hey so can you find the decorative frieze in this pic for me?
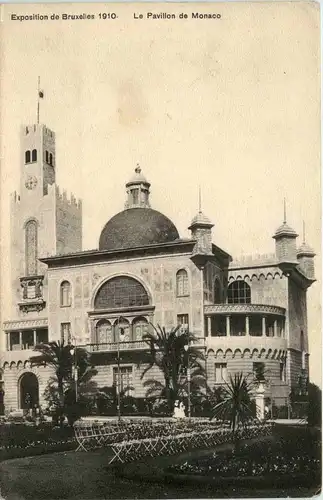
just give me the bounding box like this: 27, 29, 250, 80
3, 318, 48, 331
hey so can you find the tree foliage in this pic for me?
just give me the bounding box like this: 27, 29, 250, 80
211, 372, 255, 433
141, 324, 205, 412
29, 341, 98, 425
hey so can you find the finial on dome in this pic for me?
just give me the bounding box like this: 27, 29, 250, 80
198, 186, 202, 213
135, 163, 141, 174
283, 198, 287, 224
302, 220, 306, 244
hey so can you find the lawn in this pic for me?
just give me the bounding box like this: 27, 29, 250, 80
0, 428, 320, 500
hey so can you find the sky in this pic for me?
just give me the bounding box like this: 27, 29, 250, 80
0, 2, 321, 385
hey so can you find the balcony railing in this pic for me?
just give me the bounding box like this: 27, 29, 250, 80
84, 337, 206, 353
86, 340, 148, 352
204, 303, 286, 316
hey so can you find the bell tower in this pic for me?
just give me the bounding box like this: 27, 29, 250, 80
21, 124, 56, 197
9, 121, 82, 318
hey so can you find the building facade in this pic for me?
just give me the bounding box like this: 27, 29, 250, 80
1, 121, 316, 413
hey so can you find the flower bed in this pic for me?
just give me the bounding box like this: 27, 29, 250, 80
167, 425, 321, 486
0, 422, 76, 461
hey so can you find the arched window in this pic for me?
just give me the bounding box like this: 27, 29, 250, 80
60, 281, 71, 307
94, 276, 149, 310
25, 150, 31, 164
213, 279, 221, 303
45, 151, 49, 164
176, 269, 189, 297
96, 319, 113, 345
133, 317, 149, 341
114, 317, 130, 342
49, 153, 53, 166
227, 280, 251, 304
31, 149, 37, 162
25, 220, 38, 276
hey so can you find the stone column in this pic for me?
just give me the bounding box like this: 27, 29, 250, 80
262, 316, 266, 336
245, 316, 250, 336
6, 333, 9, 351
207, 316, 211, 337
226, 315, 231, 336
274, 320, 277, 337
33, 329, 37, 347
19, 331, 22, 349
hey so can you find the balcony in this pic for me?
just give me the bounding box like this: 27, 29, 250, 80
86, 340, 148, 353
204, 303, 286, 343
83, 337, 206, 354
204, 303, 286, 316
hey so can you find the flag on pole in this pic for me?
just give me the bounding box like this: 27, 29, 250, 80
39, 90, 44, 99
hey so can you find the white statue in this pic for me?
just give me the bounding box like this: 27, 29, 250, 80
173, 400, 186, 419
255, 382, 265, 420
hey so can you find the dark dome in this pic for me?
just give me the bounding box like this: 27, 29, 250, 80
99, 208, 180, 251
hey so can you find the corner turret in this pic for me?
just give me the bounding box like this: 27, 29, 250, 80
296, 223, 315, 280
273, 201, 298, 266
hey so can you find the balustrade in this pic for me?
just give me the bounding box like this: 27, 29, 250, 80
204, 303, 285, 339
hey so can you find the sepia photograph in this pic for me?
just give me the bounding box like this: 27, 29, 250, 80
0, 2, 321, 498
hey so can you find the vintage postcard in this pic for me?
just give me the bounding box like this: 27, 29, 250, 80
0, 2, 321, 498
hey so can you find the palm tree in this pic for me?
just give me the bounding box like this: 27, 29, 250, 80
141, 324, 205, 413
211, 372, 255, 433
30, 340, 97, 424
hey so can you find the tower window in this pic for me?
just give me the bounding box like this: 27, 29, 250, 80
253, 362, 265, 381
25, 220, 38, 276
60, 281, 71, 307
25, 150, 31, 164
177, 314, 189, 333
31, 149, 37, 162
300, 330, 304, 351
176, 269, 189, 297
215, 363, 228, 383
61, 323, 71, 343
227, 280, 251, 304
49, 153, 53, 166
132, 188, 139, 205
45, 151, 49, 164
214, 279, 221, 303
280, 361, 286, 382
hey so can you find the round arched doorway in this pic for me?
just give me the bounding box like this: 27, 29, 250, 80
19, 372, 39, 409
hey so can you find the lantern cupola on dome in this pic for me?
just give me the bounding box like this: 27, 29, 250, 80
98, 166, 180, 251
125, 164, 151, 209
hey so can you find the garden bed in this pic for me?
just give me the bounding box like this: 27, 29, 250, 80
166, 425, 321, 489
0, 422, 76, 461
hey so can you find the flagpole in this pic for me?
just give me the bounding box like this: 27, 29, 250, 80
37, 76, 40, 125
